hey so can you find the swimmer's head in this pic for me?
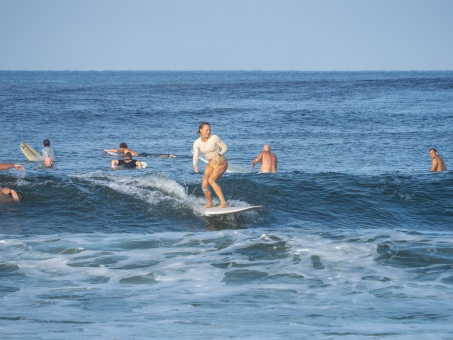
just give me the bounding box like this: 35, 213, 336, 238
43, 157, 53, 167
263, 144, 270, 151
120, 142, 128, 149
43, 139, 50, 147
124, 152, 132, 159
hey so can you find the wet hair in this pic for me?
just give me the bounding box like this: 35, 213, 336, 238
124, 152, 132, 159
197, 122, 210, 134
43, 139, 50, 147
429, 148, 437, 153
120, 142, 128, 149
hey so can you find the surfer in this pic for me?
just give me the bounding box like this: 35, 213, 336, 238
111, 152, 143, 170
106, 142, 176, 158
0, 162, 24, 202
193, 122, 229, 208
42, 139, 57, 161
251, 144, 278, 173
429, 148, 446, 172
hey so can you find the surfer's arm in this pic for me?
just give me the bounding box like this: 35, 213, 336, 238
216, 137, 228, 156
0, 163, 24, 171
111, 160, 119, 169
136, 161, 143, 169
193, 141, 200, 173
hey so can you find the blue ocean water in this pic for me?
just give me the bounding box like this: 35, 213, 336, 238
1, 71, 453, 338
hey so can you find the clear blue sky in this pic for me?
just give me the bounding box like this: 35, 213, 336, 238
1, 0, 452, 71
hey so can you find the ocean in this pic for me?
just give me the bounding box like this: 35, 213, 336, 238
1, 70, 453, 339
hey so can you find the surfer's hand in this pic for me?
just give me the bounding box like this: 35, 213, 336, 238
15, 164, 24, 171
194, 165, 199, 173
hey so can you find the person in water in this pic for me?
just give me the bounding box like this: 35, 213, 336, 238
106, 142, 176, 158
42, 139, 57, 161
111, 152, 143, 170
251, 144, 278, 173
43, 157, 53, 168
429, 148, 446, 172
0, 162, 24, 202
193, 122, 229, 208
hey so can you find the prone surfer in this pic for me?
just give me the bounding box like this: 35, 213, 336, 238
251, 144, 278, 173
106, 142, 176, 158
0, 162, 24, 202
111, 152, 143, 170
193, 122, 228, 208
429, 148, 446, 172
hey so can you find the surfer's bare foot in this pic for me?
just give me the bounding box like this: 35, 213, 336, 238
204, 203, 213, 208
217, 203, 227, 208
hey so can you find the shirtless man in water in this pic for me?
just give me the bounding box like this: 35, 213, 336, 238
429, 148, 446, 172
251, 144, 277, 173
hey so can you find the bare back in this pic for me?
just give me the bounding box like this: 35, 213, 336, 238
257, 151, 277, 173
431, 156, 446, 172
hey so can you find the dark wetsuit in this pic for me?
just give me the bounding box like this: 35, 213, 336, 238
117, 159, 138, 169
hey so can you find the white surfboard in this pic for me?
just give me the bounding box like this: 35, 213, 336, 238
194, 153, 251, 174
204, 205, 263, 216
21, 143, 44, 162
104, 150, 122, 157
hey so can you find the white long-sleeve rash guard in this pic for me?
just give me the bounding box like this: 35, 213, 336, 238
193, 135, 228, 166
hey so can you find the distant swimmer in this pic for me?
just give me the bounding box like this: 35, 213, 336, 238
0, 162, 24, 202
251, 144, 278, 173
193, 122, 228, 208
105, 142, 176, 158
42, 139, 57, 161
111, 152, 143, 170
429, 148, 446, 172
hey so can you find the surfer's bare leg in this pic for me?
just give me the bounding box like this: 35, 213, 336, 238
208, 160, 228, 208
202, 187, 213, 208
202, 167, 214, 208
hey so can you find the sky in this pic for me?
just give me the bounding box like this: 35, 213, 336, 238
1, 0, 453, 71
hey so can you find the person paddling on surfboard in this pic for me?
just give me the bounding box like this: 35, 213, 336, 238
0, 162, 24, 202
111, 152, 143, 170
105, 142, 176, 158
193, 122, 229, 208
